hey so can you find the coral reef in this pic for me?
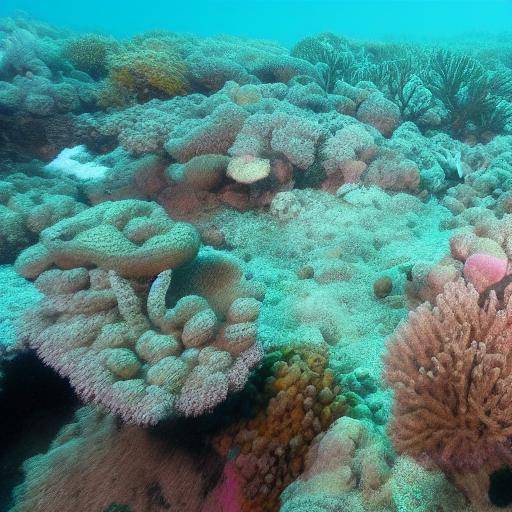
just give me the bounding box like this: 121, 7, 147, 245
213, 343, 347, 512
5, 13, 512, 512
385, 279, 512, 507
0, 169, 86, 262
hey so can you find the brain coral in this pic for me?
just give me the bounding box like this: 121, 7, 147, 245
16, 245, 264, 425
15, 199, 200, 279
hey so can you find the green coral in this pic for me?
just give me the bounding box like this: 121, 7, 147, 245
107, 38, 190, 103
63, 34, 115, 79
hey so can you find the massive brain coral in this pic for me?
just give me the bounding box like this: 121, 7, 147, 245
15, 201, 264, 425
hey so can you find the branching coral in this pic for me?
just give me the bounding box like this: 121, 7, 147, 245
385, 279, 512, 503
426, 50, 512, 140
291, 34, 357, 93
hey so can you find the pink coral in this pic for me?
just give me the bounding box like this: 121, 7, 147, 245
201, 461, 244, 512
463, 253, 508, 293
16, 238, 264, 425
385, 279, 512, 475
356, 91, 400, 136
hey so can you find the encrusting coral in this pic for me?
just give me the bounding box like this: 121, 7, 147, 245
385, 278, 512, 506
14, 201, 264, 425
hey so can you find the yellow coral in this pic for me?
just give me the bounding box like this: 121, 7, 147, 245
107, 41, 189, 102
215, 344, 347, 512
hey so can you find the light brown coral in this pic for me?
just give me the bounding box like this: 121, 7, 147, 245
15, 200, 200, 279
16, 246, 263, 425
385, 279, 512, 501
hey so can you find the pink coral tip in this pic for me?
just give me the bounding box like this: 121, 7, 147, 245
463, 253, 508, 294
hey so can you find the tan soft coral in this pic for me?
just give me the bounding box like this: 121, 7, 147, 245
15, 199, 200, 279
11, 406, 222, 512
16, 245, 264, 425
213, 343, 347, 512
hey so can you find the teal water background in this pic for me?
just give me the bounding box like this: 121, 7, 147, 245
1, 0, 512, 46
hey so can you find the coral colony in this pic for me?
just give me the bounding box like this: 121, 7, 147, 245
3, 13, 512, 512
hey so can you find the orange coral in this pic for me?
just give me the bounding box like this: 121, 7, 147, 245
215, 344, 346, 512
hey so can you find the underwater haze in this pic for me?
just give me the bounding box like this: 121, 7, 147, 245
3, 1, 512, 511
1, 0, 512, 44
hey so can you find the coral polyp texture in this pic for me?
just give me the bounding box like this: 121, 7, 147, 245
213, 343, 347, 512
14, 201, 264, 425
385, 279, 512, 506
15, 199, 200, 279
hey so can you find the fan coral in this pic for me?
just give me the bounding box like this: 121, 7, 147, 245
213, 343, 347, 512
291, 34, 356, 93
385, 279, 512, 501
15, 244, 264, 425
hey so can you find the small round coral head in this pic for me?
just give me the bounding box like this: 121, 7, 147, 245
227, 155, 271, 185
463, 253, 508, 294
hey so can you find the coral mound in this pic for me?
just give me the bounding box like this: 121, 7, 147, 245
15, 199, 201, 279
16, 247, 264, 425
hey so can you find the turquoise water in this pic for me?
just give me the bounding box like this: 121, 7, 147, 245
1, 0, 512, 44
2, 2, 512, 511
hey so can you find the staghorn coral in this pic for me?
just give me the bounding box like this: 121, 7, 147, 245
385, 278, 512, 505
15, 236, 263, 425
213, 343, 347, 512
